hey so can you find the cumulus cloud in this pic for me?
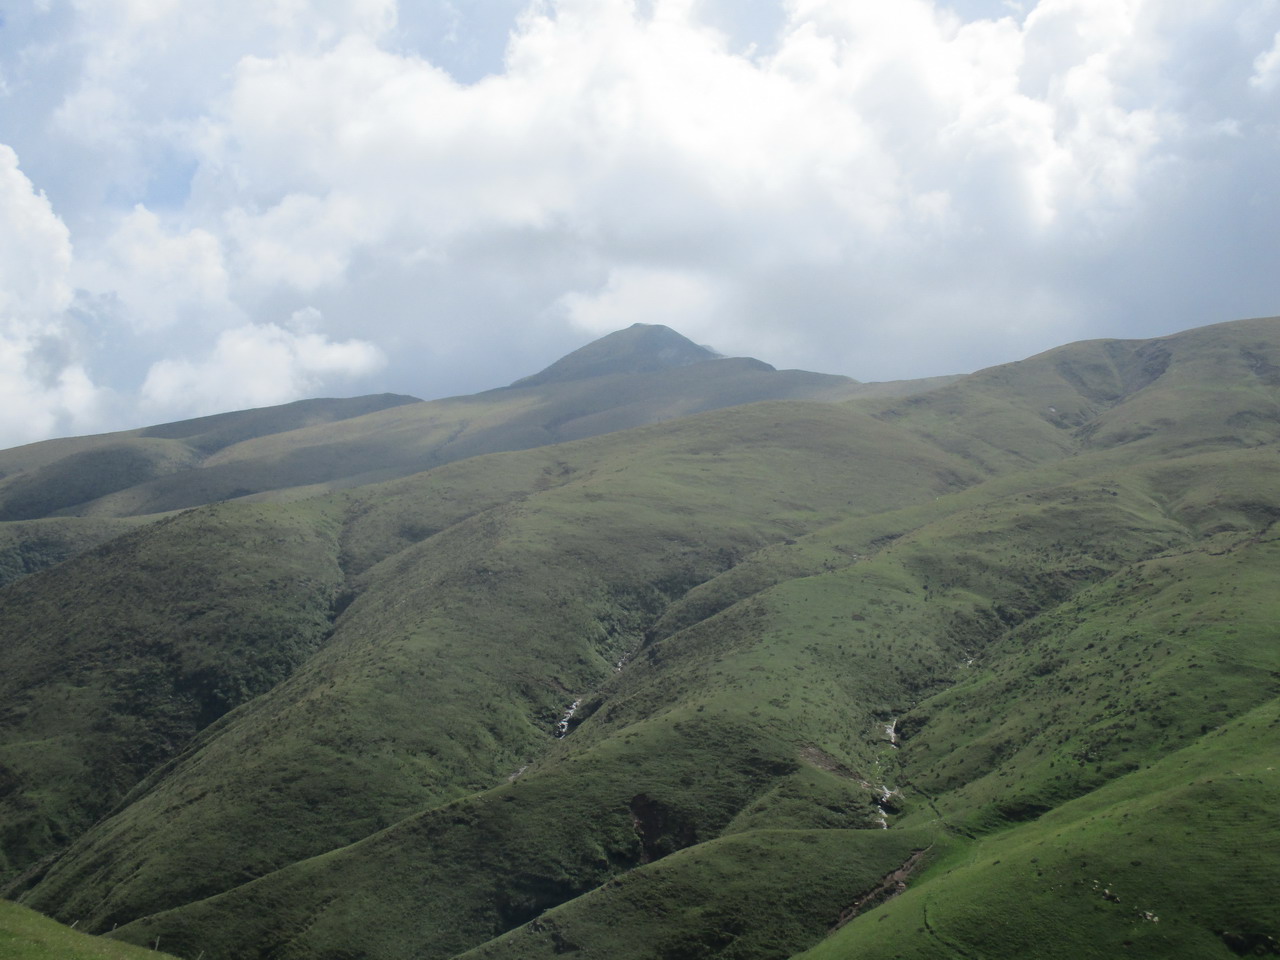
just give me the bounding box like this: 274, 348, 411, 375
1252, 30, 1280, 91
181, 0, 1278, 377
141, 315, 385, 416
0, 147, 73, 321
556, 267, 728, 337
0, 144, 105, 447
75, 205, 237, 332
1, 0, 1278, 442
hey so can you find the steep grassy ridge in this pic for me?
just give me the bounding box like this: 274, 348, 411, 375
454, 828, 936, 960
872, 316, 1280, 469
0, 501, 347, 879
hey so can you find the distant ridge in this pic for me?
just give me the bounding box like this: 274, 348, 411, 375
0, 325, 929, 539
510, 323, 724, 388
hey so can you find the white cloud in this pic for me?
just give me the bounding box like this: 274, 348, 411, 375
0, 145, 73, 320
0, 144, 106, 447
141, 319, 386, 416
556, 266, 727, 337
1, 0, 1279, 442
1251, 30, 1280, 90
75, 205, 237, 332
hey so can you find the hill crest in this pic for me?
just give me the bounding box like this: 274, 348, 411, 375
509, 323, 725, 388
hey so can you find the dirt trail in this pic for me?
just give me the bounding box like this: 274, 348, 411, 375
830, 847, 930, 931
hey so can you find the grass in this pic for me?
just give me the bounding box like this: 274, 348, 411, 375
0, 901, 172, 960
0, 315, 1277, 960
456, 828, 945, 960
798, 700, 1280, 960
18, 401, 976, 929
0, 499, 347, 878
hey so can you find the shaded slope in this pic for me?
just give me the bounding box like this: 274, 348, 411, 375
0, 517, 147, 589
0, 395, 419, 521
0, 501, 347, 880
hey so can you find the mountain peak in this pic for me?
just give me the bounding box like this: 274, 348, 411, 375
511, 323, 720, 388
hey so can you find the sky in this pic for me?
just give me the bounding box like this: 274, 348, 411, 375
1, 0, 1278, 447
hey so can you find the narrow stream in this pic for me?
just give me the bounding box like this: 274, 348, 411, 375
555, 699, 582, 738
884, 717, 899, 748
874, 717, 902, 827
873, 785, 899, 829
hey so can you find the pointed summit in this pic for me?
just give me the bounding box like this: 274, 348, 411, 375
511, 323, 722, 388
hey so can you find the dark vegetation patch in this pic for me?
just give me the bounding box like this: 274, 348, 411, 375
0, 445, 187, 521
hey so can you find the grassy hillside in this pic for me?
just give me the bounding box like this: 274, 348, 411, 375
0, 316, 1277, 960
800, 699, 1280, 960
0, 500, 347, 879
0, 901, 174, 960
17, 402, 979, 934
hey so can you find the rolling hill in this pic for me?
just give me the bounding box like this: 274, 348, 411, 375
1, 316, 1277, 960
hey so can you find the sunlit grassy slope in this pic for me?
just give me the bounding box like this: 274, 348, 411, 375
799, 700, 1280, 960
1, 316, 1277, 960
0, 900, 173, 960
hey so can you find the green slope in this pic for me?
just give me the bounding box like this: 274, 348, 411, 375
17, 401, 979, 934
0, 316, 1277, 960
0, 500, 347, 879
799, 699, 1280, 960
97, 445, 1277, 959
0, 901, 174, 960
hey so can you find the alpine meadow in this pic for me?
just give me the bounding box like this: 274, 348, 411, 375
0, 318, 1277, 960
